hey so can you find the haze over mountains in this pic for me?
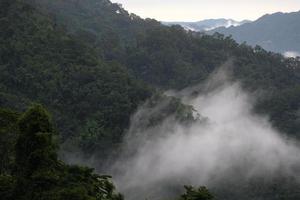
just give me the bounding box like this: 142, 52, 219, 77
168, 11, 300, 55
212, 11, 300, 54
163, 19, 250, 31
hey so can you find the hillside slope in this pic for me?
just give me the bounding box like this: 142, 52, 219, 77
1, 0, 300, 200
0, 0, 152, 158
3, 0, 300, 145
27, 0, 300, 138
211, 11, 300, 53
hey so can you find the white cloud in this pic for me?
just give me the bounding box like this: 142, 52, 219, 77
284, 51, 300, 58
111, 69, 300, 200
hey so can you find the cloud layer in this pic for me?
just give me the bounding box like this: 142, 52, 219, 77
111, 70, 300, 200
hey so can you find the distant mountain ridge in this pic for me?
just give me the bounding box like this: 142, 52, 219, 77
163, 18, 251, 31
210, 11, 300, 54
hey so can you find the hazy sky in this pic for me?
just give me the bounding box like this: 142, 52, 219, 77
111, 0, 300, 21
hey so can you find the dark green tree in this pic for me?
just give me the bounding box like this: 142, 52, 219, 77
0, 108, 19, 174
179, 186, 214, 200
8, 105, 124, 200
16, 104, 56, 175
13, 105, 60, 199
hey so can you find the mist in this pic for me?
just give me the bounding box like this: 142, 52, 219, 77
110, 69, 300, 200
284, 51, 300, 58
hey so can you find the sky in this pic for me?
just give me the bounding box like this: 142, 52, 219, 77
111, 0, 300, 21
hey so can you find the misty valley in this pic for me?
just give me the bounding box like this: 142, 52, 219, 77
1, 0, 300, 200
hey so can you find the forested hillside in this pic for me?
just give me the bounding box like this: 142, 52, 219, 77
27, 0, 300, 138
1, 0, 300, 199
0, 0, 154, 160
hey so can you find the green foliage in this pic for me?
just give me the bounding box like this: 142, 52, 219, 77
143, 94, 196, 127
18, 104, 52, 135
2, 0, 299, 156
1, 1, 300, 199
0, 175, 16, 200
25, 0, 300, 140
0, 105, 123, 200
125, 27, 230, 89
211, 174, 300, 200
15, 105, 57, 177
0, 0, 152, 158
256, 86, 300, 136
0, 108, 20, 174
179, 186, 214, 200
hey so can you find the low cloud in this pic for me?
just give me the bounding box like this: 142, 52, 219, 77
284, 51, 300, 58
111, 69, 300, 200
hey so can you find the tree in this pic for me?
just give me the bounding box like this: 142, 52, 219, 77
0, 108, 19, 174
179, 186, 214, 200
6, 105, 124, 200
15, 104, 57, 177
14, 104, 59, 200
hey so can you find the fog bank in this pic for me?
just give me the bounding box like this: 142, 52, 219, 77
111, 70, 300, 200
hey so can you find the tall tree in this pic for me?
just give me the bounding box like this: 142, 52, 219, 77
179, 186, 214, 200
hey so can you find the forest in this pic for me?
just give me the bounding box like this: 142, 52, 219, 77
1, 0, 300, 199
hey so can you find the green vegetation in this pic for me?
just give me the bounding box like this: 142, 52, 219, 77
256, 85, 300, 137
0, 105, 124, 200
2, 0, 299, 156
180, 186, 214, 200
0, 108, 20, 174
210, 175, 300, 200
0, 105, 212, 200
1, 0, 300, 199
0, 0, 152, 160
26, 0, 300, 138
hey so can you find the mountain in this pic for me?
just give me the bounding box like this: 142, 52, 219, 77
163, 19, 251, 31
211, 11, 300, 54
0, 0, 153, 160
1, 0, 300, 199
1, 0, 299, 162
